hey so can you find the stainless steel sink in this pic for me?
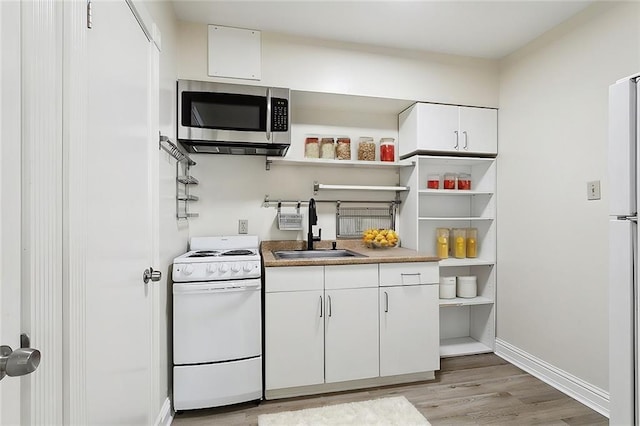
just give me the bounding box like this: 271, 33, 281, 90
272, 249, 367, 260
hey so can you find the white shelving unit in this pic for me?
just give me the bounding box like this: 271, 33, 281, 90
265, 157, 414, 171
399, 155, 496, 357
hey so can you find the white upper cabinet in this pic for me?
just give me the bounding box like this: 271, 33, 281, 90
399, 103, 497, 158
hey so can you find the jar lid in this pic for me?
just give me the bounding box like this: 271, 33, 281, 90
305, 137, 319, 143
380, 138, 395, 143
359, 137, 374, 142
321, 138, 334, 143
337, 137, 350, 143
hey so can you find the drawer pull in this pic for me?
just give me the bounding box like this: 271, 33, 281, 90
400, 273, 421, 276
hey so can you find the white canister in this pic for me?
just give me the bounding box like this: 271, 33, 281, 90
439, 276, 456, 299
457, 276, 477, 298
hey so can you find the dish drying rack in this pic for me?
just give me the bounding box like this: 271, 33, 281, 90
336, 204, 395, 238
277, 202, 303, 231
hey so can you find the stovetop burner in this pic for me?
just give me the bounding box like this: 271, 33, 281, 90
221, 249, 255, 256
188, 250, 220, 258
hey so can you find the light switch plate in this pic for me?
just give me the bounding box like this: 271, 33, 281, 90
587, 180, 601, 200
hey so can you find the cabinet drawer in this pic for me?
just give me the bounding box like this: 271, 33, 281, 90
265, 266, 324, 292
379, 262, 438, 287
325, 264, 378, 290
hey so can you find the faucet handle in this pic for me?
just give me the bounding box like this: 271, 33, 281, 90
313, 228, 322, 242
332, 241, 337, 250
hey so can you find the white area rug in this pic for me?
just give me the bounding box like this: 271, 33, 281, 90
258, 396, 431, 426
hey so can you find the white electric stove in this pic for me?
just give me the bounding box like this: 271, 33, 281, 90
172, 235, 262, 411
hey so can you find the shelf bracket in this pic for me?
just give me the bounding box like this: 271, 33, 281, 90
265, 158, 272, 171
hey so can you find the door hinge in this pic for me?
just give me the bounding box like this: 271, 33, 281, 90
86, 0, 92, 29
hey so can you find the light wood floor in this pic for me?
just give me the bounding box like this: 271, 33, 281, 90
172, 354, 608, 425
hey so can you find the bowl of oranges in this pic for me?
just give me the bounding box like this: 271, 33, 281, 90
362, 228, 399, 248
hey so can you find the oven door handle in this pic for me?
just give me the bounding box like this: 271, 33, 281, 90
173, 281, 261, 295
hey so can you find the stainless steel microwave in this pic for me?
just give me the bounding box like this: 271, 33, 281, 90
177, 80, 291, 156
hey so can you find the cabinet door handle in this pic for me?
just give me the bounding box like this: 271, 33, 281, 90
463, 131, 468, 150
400, 273, 421, 276
384, 291, 389, 313
319, 295, 323, 318
327, 295, 332, 317
454, 130, 459, 149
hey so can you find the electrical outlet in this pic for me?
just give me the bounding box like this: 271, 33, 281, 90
587, 180, 601, 200
238, 219, 248, 234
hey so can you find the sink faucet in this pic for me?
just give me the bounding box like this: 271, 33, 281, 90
307, 198, 321, 250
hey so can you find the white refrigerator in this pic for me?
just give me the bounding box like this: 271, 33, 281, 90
610, 73, 640, 425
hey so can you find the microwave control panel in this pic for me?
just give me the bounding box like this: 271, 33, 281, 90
271, 98, 288, 132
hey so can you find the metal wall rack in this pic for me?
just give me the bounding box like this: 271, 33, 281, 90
160, 135, 198, 219
262, 195, 400, 238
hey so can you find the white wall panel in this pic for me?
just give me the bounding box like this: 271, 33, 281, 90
497, 2, 640, 391
177, 24, 499, 108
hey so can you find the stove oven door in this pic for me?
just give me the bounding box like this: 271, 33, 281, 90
173, 278, 262, 365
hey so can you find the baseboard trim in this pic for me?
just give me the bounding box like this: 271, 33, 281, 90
495, 338, 609, 417
154, 397, 173, 426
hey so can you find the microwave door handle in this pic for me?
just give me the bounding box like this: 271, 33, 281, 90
266, 87, 272, 141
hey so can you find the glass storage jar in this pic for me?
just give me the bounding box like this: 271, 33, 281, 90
380, 138, 395, 162
320, 137, 335, 159
443, 172, 457, 190
305, 137, 319, 159
466, 227, 478, 258
336, 138, 351, 160
453, 228, 467, 259
436, 228, 449, 259
458, 173, 471, 190
357, 137, 376, 161
427, 174, 440, 189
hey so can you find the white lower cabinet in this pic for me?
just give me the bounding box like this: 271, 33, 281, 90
325, 287, 379, 383
264, 290, 324, 390
379, 284, 439, 376
265, 261, 439, 398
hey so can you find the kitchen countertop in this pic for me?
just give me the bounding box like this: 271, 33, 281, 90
261, 239, 439, 267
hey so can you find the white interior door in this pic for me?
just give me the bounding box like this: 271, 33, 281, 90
85, 1, 154, 423
0, 1, 23, 423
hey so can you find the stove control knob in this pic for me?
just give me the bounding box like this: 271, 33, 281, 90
231, 263, 241, 273
243, 263, 253, 272
182, 264, 194, 276
206, 264, 217, 275
218, 263, 229, 273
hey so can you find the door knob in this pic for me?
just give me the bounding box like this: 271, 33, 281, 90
143, 267, 162, 284
0, 345, 41, 381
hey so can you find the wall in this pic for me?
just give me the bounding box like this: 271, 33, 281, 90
497, 1, 640, 393
176, 23, 500, 241
139, 1, 189, 421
